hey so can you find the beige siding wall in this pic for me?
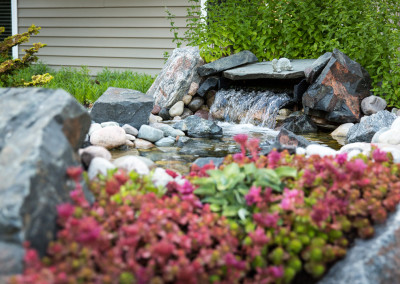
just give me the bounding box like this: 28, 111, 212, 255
18, 0, 192, 75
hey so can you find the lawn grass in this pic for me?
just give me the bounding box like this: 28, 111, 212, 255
10, 63, 156, 106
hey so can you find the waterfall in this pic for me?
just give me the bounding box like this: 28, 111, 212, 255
209, 89, 291, 129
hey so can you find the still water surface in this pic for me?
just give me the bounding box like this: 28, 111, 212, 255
111, 122, 343, 175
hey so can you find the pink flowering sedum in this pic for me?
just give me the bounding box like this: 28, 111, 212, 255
372, 148, 389, 163
245, 186, 262, 205
280, 188, 304, 210
12, 137, 400, 284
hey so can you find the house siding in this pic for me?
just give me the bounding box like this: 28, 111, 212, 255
18, 0, 192, 75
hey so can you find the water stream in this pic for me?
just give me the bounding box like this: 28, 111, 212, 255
210, 88, 291, 128
111, 87, 342, 174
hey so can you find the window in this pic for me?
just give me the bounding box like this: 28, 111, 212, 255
0, 0, 12, 45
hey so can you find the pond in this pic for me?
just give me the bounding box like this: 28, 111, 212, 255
111, 122, 343, 175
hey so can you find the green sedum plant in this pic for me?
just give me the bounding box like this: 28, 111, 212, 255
171, 0, 400, 106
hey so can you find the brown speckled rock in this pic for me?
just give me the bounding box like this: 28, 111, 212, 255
151, 105, 161, 115
303, 49, 372, 123
195, 109, 210, 120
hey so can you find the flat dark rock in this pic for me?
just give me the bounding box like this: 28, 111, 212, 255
223, 59, 316, 80
197, 50, 258, 77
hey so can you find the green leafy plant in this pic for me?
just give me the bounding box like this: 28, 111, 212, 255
0, 24, 47, 87
169, 0, 400, 106
193, 161, 296, 221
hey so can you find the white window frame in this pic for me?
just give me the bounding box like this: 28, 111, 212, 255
11, 0, 18, 59
200, 0, 207, 18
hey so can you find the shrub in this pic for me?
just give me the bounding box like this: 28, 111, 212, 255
0, 25, 48, 87
172, 0, 400, 106
10, 137, 400, 283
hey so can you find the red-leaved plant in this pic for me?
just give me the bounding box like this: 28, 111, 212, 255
10, 135, 400, 284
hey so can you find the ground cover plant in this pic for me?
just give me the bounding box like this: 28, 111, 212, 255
11, 136, 400, 283
7, 64, 155, 106
169, 0, 400, 107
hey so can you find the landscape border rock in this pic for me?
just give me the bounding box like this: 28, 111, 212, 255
320, 204, 400, 284
0, 88, 90, 278
347, 110, 396, 143
90, 87, 153, 129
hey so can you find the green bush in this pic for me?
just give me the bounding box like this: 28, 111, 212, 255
0, 25, 47, 87
173, 0, 400, 106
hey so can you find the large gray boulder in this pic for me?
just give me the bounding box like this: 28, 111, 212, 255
148, 47, 204, 108
0, 88, 90, 279
319, 204, 400, 284
347, 110, 396, 143
303, 49, 372, 123
90, 87, 153, 129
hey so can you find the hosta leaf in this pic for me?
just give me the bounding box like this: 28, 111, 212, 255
244, 163, 257, 176
193, 177, 213, 186
222, 206, 240, 217
210, 204, 221, 212
238, 187, 250, 196
194, 185, 216, 195
202, 197, 228, 206
234, 190, 245, 204
238, 208, 249, 221
222, 163, 241, 177
275, 166, 297, 179
254, 169, 281, 190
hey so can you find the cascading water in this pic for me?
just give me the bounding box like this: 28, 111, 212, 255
209, 88, 291, 129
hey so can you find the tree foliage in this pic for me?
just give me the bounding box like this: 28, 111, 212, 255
169, 0, 400, 106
